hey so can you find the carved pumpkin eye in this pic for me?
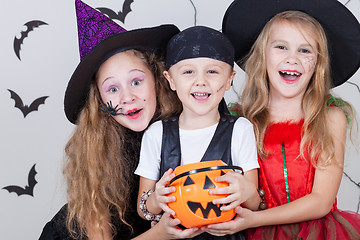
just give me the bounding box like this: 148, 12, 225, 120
203, 171, 225, 189
184, 174, 220, 189
184, 176, 195, 186
203, 176, 215, 189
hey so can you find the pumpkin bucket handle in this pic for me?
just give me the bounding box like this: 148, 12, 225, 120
168, 165, 243, 187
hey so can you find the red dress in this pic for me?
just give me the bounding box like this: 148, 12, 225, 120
247, 120, 360, 240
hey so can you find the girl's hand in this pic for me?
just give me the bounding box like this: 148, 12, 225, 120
202, 206, 255, 236
153, 169, 177, 215
209, 171, 254, 211
156, 212, 203, 239
132, 213, 203, 240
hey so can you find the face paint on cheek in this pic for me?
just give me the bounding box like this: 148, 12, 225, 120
304, 56, 317, 71
216, 84, 225, 93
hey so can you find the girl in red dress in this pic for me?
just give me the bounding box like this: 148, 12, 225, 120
202, 0, 360, 239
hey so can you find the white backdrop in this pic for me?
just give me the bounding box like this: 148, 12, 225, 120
0, 0, 359, 239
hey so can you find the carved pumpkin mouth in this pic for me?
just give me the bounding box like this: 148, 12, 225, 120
187, 201, 223, 219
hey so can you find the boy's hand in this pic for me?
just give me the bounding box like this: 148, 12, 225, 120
153, 168, 177, 215
209, 171, 250, 211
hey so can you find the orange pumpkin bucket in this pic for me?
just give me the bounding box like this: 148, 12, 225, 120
167, 160, 243, 228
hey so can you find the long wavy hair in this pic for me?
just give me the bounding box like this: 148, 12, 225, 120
240, 11, 354, 166
64, 50, 181, 238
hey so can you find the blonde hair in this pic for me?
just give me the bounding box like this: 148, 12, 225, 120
64, 50, 181, 238
241, 11, 354, 166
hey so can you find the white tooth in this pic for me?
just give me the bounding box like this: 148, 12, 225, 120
281, 71, 300, 76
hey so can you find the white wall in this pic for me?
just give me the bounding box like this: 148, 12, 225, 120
0, 0, 359, 239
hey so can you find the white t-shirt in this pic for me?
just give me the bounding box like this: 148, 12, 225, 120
135, 117, 259, 180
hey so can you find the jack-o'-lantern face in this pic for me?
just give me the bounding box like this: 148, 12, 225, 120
167, 160, 238, 228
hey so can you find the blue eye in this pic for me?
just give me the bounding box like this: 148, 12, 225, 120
132, 79, 142, 86
109, 87, 118, 93
276, 45, 286, 50
300, 48, 311, 54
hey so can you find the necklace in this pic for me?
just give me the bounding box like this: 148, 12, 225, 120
282, 142, 291, 203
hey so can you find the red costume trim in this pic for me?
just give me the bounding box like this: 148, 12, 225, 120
258, 119, 337, 210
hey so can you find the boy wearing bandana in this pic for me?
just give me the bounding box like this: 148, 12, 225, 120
135, 26, 260, 239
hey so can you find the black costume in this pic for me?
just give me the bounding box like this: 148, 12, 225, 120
160, 114, 245, 240
39, 131, 150, 240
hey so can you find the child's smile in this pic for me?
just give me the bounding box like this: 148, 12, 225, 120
164, 57, 235, 128
266, 20, 317, 100
279, 70, 302, 82
191, 92, 211, 102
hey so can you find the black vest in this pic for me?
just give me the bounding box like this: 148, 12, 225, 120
159, 114, 245, 240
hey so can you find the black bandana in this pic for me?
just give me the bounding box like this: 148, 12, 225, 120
166, 26, 235, 69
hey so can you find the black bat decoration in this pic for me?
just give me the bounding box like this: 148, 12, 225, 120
13, 20, 48, 60
2, 164, 38, 197
8, 89, 49, 118
96, 0, 134, 23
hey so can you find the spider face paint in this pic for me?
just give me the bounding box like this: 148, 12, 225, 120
266, 21, 317, 101
99, 101, 124, 118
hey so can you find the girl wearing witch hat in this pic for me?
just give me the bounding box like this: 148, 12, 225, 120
39, 0, 201, 239
202, 0, 360, 239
